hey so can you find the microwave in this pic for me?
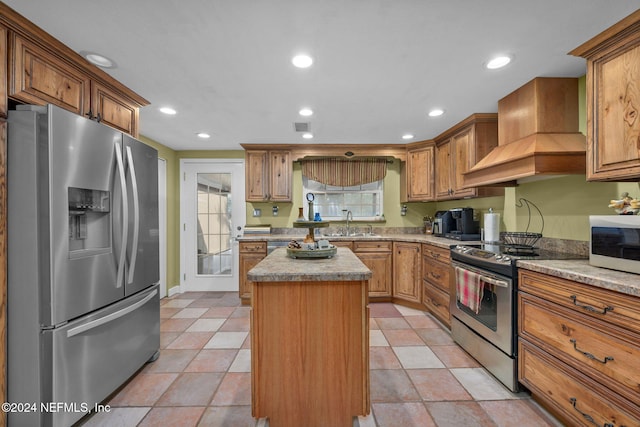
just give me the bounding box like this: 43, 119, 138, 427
589, 215, 640, 275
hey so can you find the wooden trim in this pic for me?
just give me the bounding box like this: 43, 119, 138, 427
0, 120, 6, 427
241, 143, 408, 162
434, 113, 498, 143
569, 9, 640, 58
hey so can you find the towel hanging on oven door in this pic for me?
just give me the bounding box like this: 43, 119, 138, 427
455, 267, 484, 314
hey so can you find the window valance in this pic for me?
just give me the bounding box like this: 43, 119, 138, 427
300, 157, 388, 187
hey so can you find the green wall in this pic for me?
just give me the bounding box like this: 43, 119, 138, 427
143, 75, 640, 293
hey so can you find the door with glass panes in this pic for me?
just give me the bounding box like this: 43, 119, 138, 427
180, 159, 245, 291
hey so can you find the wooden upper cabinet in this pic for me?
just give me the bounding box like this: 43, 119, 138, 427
92, 82, 139, 136
435, 137, 452, 199
402, 143, 435, 202
570, 10, 640, 181
9, 33, 90, 116
435, 114, 501, 200
245, 149, 292, 202
245, 150, 268, 201
0, 25, 7, 119
268, 150, 291, 201
3, 4, 148, 136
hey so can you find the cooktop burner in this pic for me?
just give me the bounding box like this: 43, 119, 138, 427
451, 243, 586, 277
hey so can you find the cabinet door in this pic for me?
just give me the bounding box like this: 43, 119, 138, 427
393, 242, 421, 303
92, 82, 139, 136
435, 140, 452, 200
9, 33, 90, 115
239, 251, 265, 300
245, 150, 268, 201
406, 146, 435, 201
451, 127, 476, 198
589, 41, 640, 180
269, 151, 291, 201
357, 251, 392, 298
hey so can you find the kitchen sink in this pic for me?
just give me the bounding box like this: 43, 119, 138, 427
321, 232, 381, 238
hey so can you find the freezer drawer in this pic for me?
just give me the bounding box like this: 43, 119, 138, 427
10, 285, 160, 427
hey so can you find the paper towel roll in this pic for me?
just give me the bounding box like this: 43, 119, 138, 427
484, 212, 500, 243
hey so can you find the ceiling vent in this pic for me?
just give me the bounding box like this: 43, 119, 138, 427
293, 122, 310, 132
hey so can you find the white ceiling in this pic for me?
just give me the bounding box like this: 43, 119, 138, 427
4, 1, 639, 151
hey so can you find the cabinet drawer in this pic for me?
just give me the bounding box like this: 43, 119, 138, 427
519, 293, 640, 406
519, 269, 640, 333
239, 241, 267, 253
353, 240, 392, 252
422, 244, 450, 262
330, 240, 354, 250
422, 258, 449, 293
423, 281, 450, 327
519, 340, 639, 427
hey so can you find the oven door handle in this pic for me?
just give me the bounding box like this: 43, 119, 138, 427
452, 262, 511, 288
479, 276, 509, 288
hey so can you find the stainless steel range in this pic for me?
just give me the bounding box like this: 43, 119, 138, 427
449, 243, 583, 392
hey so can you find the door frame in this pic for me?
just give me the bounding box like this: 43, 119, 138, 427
158, 157, 167, 298
179, 158, 246, 292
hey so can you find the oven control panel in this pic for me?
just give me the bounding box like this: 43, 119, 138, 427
452, 245, 512, 264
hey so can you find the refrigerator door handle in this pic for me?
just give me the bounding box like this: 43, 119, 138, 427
125, 145, 140, 285
115, 143, 128, 288
66, 288, 158, 338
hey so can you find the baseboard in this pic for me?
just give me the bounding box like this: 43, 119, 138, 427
167, 285, 181, 297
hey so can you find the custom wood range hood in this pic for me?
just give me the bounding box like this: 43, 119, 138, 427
463, 77, 586, 187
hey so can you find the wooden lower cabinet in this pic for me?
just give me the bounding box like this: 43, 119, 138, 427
239, 241, 267, 303
353, 241, 392, 299
518, 269, 640, 425
392, 241, 421, 305
519, 341, 640, 426
251, 279, 369, 426
422, 243, 451, 327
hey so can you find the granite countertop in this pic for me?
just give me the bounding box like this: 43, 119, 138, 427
239, 233, 472, 250
517, 259, 640, 298
247, 247, 372, 282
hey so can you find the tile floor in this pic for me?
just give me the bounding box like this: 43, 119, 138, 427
80, 292, 562, 427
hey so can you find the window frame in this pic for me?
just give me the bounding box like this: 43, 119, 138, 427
301, 176, 384, 221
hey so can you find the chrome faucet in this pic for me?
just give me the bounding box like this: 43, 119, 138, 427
346, 210, 353, 236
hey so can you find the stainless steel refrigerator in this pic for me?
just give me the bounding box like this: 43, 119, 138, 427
7, 104, 160, 427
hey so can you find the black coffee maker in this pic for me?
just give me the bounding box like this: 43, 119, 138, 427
433, 210, 454, 237
446, 208, 480, 240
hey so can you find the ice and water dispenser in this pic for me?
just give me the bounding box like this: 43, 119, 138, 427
68, 187, 110, 254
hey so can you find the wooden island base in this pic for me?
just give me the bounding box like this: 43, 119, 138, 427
248, 248, 371, 427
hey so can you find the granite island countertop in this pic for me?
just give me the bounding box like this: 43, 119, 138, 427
517, 259, 640, 298
247, 247, 372, 282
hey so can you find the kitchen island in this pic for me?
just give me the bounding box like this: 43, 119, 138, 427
248, 247, 372, 427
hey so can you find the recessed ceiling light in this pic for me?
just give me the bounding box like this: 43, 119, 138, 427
302, 132, 314, 139
197, 133, 210, 139
299, 108, 313, 116
402, 134, 414, 140
428, 109, 444, 117
81, 51, 116, 68
159, 107, 177, 115
486, 55, 512, 69
292, 54, 313, 68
